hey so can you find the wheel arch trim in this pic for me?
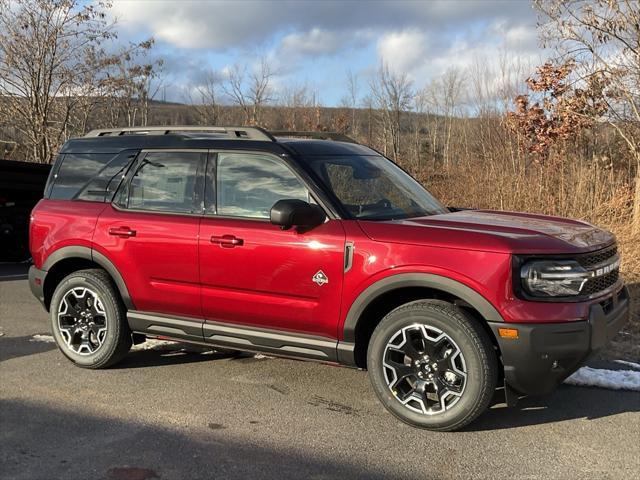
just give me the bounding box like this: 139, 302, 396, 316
342, 273, 504, 343
42, 246, 135, 310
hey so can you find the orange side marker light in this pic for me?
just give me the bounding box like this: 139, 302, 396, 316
498, 328, 519, 339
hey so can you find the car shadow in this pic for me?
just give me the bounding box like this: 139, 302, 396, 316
5, 333, 637, 434
0, 335, 57, 363
467, 384, 640, 431
115, 344, 249, 369
0, 398, 402, 480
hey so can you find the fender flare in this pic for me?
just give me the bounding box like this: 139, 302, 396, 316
342, 273, 504, 343
42, 246, 134, 309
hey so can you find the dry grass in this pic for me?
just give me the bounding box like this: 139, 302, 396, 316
602, 222, 639, 361
415, 160, 639, 361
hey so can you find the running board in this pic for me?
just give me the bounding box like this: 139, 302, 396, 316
127, 311, 203, 343
127, 310, 346, 363
202, 320, 337, 361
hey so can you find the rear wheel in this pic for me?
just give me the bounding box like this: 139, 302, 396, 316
367, 301, 498, 431
50, 269, 131, 368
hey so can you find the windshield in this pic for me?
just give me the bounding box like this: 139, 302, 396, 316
307, 155, 448, 220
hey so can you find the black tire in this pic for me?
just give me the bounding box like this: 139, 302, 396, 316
50, 269, 131, 369
367, 301, 498, 431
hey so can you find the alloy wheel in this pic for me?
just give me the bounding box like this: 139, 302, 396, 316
382, 324, 467, 415
57, 287, 108, 355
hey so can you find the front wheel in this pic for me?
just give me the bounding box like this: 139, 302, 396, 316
367, 301, 498, 431
50, 269, 131, 368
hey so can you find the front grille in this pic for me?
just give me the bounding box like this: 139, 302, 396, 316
577, 244, 617, 268
582, 269, 619, 296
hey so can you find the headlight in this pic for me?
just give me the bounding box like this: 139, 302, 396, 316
520, 260, 590, 297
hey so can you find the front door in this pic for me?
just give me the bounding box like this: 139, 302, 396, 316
199, 151, 346, 339
93, 150, 205, 319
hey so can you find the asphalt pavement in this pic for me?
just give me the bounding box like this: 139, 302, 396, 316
1, 263, 639, 480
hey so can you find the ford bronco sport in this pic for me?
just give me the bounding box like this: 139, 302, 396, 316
28, 126, 629, 431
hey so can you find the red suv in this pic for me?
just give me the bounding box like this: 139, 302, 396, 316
28, 126, 629, 431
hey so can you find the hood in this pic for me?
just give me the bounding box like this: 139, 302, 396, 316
358, 209, 615, 254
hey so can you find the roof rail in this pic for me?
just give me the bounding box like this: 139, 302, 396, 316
84, 126, 276, 141
270, 131, 357, 143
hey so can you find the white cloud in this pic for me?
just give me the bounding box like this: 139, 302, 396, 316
372, 20, 544, 106
377, 29, 429, 74
280, 28, 344, 57
505, 25, 537, 47
107, 0, 543, 104
110, 0, 535, 51
491, 21, 539, 51
220, 65, 233, 78
111, 0, 279, 49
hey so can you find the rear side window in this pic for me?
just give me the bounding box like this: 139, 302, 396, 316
214, 152, 309, 219
124, 151, 203, 214
48, 153, 115, 200
75, 151, 138, 202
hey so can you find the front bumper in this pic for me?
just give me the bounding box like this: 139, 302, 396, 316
489, 285, 630, 396
28, 265, 47, 308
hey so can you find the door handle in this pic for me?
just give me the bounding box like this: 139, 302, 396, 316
108, 226, 137, 238
210, 234, 243, 248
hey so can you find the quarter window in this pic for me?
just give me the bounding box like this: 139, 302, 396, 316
126, 151, 202, 213
215, 152, 309, 219
49, 153, 114, 200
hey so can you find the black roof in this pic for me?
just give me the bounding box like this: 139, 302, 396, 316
277, 139, 376, 156
60, 130, 378, 157
60, 136, 284, 155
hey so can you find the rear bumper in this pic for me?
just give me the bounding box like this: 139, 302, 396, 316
28, 265, 47, 309
489, 285, 630, 396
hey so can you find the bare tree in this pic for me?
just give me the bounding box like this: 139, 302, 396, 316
101, 40, 163, 128
414, 85, 440, 167
0, 0, 115, 162
341, 70, 359, 136
279, 83, 318, 130
139, 58, 165, 127
420, 68, 466, 166
369, 64, 413, 162
188, 70, 222, 125
223, 56, 275, 125
361, 94, 375, 146
535, 0, 640, 226
442, 68, 466, 166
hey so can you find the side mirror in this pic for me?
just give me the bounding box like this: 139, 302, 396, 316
270, 199, 326, 231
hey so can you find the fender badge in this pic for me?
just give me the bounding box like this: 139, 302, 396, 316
312, 270, 329, 286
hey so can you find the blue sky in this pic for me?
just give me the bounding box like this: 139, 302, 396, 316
109, 0, 544, 106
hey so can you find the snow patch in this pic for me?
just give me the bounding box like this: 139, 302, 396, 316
131, 339, 177, 351
614, 360, 640, 370
565, 366, 640, 391
254, 353, 270, 359
30, 334, 55, 343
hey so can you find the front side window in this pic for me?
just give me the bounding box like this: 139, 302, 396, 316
215, 152, 309, 219
308, 155, 448, 220
125, 151, 202, 213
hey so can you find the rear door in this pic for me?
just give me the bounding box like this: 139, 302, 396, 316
199, 150, 346, 339
93, 150, 205, 318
